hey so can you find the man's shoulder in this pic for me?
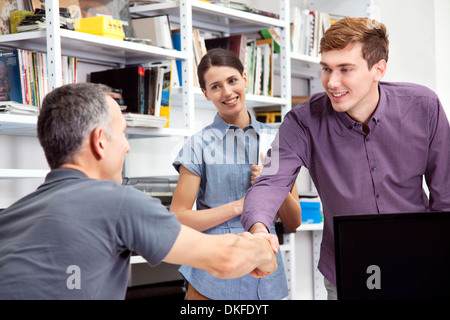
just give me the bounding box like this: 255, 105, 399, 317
287, 92, 329, 123
380, 81, 438, 99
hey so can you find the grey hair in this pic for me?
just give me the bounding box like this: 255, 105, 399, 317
37, 83, 112, 169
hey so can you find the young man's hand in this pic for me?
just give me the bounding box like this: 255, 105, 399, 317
239, 231, 278, 278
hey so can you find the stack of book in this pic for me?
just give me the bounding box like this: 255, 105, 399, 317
291, 8, 343, 57
0, 101, 40, 115
16, 8, 74, 32
0, 49, 77, 109
90, 60, 175, 128
122, 113, 167, 128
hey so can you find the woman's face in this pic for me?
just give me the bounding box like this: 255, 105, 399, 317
201, 66, 248, 121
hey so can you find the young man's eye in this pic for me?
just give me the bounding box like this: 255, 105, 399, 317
321, 68, 331, 73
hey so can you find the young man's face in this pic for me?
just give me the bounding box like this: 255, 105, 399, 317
320, 42, 386, 124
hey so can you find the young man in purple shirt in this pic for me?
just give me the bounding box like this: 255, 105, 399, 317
242, 17, 450, 299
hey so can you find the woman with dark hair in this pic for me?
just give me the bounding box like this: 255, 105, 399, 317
170, 48, 301, 300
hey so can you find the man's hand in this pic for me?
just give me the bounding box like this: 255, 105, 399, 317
239, 232, 278, 278
249, 222, 280, 254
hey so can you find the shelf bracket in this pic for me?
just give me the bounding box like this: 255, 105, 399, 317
179, 0, 195, 131
46, 0, 63, 91
280, 0, 292, 119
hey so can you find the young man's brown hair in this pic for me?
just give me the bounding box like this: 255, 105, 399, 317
320, 17, 389, 69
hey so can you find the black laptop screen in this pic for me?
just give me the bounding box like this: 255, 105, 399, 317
334, 211, 450, 300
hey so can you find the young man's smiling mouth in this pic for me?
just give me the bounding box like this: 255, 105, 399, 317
330, 91, 349, 100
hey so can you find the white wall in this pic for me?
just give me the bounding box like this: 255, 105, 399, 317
374, 0, 450, 119
434, 0, 450, 118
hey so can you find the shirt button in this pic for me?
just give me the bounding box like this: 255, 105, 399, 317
371, 166, 377, 172
376, 194, 380, 199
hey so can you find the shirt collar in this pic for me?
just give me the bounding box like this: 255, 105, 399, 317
335, 83, 386, 130
41, 168, 88, 186
211, 111, 262, 140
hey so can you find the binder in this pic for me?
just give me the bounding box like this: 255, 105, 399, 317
204, 34, 248, 65
90, 66, 145, 114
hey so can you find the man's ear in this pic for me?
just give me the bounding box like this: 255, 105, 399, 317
373, 59, 387, 82
91, 127, 106, 160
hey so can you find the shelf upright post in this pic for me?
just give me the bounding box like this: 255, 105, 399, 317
45, 0, 63, 92
179, 0, 195, 131
278, 0, 296, 299
280, 0, 292, 119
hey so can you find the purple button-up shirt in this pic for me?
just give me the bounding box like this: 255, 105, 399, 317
242, 82, 450, 285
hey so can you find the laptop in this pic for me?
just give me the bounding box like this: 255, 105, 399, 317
334, 211, 450, 300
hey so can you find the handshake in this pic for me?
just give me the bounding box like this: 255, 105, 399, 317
239, 230, 280, 278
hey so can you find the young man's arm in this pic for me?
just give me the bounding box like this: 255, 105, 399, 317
163, 225, 278, 279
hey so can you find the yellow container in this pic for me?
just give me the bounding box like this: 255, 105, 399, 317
74, 16, 124, 40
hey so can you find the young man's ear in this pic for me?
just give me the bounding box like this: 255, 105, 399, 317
90, 127, 107, 160
373, 59, 387, 82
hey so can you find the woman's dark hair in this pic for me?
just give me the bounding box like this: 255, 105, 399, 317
197, 48, 244, 90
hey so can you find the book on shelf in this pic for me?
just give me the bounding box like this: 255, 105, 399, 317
244, 38, 273, 96
131, 14, 173, 49
210, 1, 280, 19
245, 40, 255, 95
260, 28, 281, 53
142, 60, 174, 128
257, 38, 273, 97
192, 29, 206, 70
171, 29, 182, 85
255, 111, 281, 124
90, 66, 146, 114
0, 49, 76, 109
0, 101, 39, 115
159, 60, 174, 128
122, 112, 167, 128
204, 34, 247, 66
0, 49, 24, 104
172, 28, 208, 88
91, 61, 174, 128
291, 8, 344, 57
